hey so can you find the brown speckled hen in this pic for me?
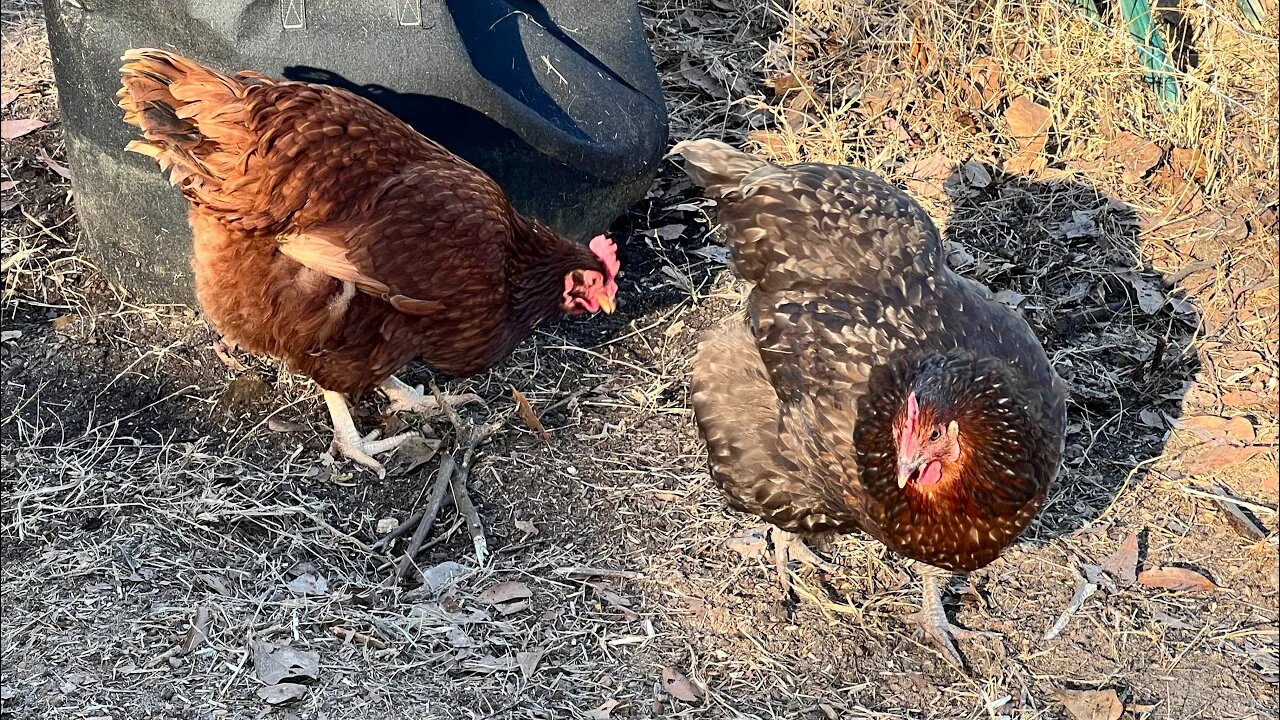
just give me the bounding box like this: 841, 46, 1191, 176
673, 139, 1067, 665
118, 49, 619, 475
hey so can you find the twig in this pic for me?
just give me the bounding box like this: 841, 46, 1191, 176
448, 417, 508, 567
391, 453, 456, 583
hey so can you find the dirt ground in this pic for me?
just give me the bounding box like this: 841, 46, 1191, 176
2, 0, 1277, 719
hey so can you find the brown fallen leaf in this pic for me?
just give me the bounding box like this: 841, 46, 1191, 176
510, 386, 550, 444
38, 149, 72, 181
660, 666, 703, 702
966, 56, 1004, 111
767, 72, 804, 95
0, 90, 19, 109
1005, 149, 1048, 176
1171, 147, 1208, 183
1102, 532, 1139, 587
1, 118, 46, 140
478, 580, 533, 611
899, 151, 955, 200
1112, 132, 1163, 181
1138, 566, 1217, 592
1004, 96, 1051, 153
267, 417, 307, 433
51, 314, 78, 331
1184, 445, 1266, 475
257, 682, 308, 705
251, 641, 320, 685
748, 130, 791, 158
1175, 415, 1257, 445
585, 699, 622, 720
1053, 688, 1123, 720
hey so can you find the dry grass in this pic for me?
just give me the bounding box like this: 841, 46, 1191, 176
2, 0, 1278, 718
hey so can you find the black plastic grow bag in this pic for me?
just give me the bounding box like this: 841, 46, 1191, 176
43, 0, 668, 303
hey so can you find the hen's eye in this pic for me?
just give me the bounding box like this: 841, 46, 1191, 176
928, 427, 942, 441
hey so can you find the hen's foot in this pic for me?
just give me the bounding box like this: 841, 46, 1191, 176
905, 569, 1000, 667
380, 376, 481, 416
324, 390, 417, 478
770, 528, 841, 593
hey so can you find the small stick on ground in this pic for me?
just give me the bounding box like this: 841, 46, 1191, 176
390, 453, 456, 583
384, 385, 512, 581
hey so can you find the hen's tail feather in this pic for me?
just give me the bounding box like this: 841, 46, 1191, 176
669, 139, 772, 198
118, 48, 267, 195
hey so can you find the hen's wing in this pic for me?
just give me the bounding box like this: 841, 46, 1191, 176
277, 159, 515, 317
692, 316, 861, 533
671, 140, 944, 292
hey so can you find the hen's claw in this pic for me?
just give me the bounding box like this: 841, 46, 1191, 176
770, 528, 840, 592
906, 569, 1000, 667
380, 376, 481, 416
323, 390, 417, 478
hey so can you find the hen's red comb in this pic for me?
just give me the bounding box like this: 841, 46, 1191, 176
590, 235, 620, 280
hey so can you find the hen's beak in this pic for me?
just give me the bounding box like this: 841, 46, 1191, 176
897, 458, 923, 489
596, 295, 616, 314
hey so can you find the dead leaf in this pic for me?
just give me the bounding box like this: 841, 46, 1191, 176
1, 180, 17, 192
511, 386, 550, 444
1004, 97, 1051, 152
1053, 688, 1123, 720
516, 649, 544, 680
478, 580, 532, 614
993, 289, 1026, 310
285, 570, 328, 597
51, 314, 78, 331
1123, 273, 1166, 315
585, 698, 622, 720
767, 72, 804, 95
961, 160, 992, 188
1138, 566, 1218, 592
383, 434, 441, 477
1005, 149, 1048, 176
1, 118, 46, 140
748, 130, 790, 158
257, 682, 308, 705
1184, 444, 1265, 475
899, 151, 955, 199
514, 519, 539, 536
1056, 210, 1101, 239
38, 149, 72, 181
966, 56, 1004, 110
660, 666, 702, 702
0, 90, 19, 109
267, 417, 307, 433
857, 87, 899, 117
418, 561, 469, 595
1171, 147, 1208, 182
251, 641, 320, 685
1102, 532, 1139, 586
376, 517, 398, 534
1112, 132, 1163, 180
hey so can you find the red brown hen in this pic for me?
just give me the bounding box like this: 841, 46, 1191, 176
673, 139, 1067, 666
118, 49, 619, 475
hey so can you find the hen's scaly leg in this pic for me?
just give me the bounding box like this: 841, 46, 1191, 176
770, 528, 841, 593
380, 376, 481, 416
905, 565, 1000, 667
324, 390, 418, 478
